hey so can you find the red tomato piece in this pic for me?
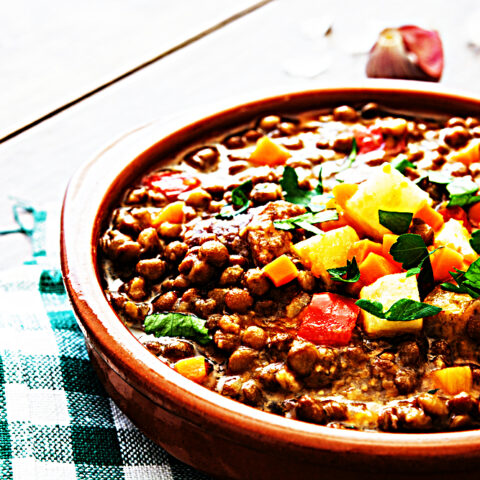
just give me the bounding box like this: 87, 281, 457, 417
353, 126, 384, 154
297, 293, 360, 346
143, 171, 201, 200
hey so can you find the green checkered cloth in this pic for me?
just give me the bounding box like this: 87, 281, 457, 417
0, 203, 210, 479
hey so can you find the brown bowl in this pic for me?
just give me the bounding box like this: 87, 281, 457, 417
61, 82, 480, 480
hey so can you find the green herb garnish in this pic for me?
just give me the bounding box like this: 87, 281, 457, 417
391, 155, 417, 174
405, 247, 443, 277
217, 180, 253, 219
427, 171, 454, 185
280, 166, 323, 206
378, 210, 413, 235
441, 258, 480, 299
470, 229, 480, 254
389, 233, 435, 298
446, 177, 480, 207
390, 234, 429, 270
355, 298, 442, 321
328, 258, 360, 283
144, 312, 212, 345
273, 209, 338, 234
337, 139, 357, 173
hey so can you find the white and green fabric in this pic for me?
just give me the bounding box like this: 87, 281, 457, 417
0, 203, 210, 479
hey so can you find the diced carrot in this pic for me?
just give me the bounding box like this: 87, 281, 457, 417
249, 136, 291, 166
447, 139, 480, 166
332, 183, 358, 208
469, 202, 480, 228
263, 254, 299, 287
348, 239, 383, 265
320, 212, 348, 232
429, 246, 465, 282
174, 356, 207, 383
431, 366, 472, 395
358, 252, 401, 287
151, 201, 185, 226
414, 204, 444, 231
382, 234, 398, 257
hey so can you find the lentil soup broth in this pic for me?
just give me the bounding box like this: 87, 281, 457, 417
99, 102, 480, 433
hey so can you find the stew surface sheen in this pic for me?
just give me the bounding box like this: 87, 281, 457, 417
99, 103, 480, 432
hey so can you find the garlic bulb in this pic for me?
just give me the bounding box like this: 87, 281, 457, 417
366, 26, 444, 82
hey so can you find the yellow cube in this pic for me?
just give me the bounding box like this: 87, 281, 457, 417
434, 218, 478, 264
344, 163, 431, 240
292, 226, 359, 283
359, 273, 423, 337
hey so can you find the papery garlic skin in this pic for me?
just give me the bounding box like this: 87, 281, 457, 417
366, 26, 444, 82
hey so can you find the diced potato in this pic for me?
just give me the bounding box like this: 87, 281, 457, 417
423, 285, 473, 342
434, 218, 478, 263
249, 136, 291, 166
292, 226, 359, 284
359, 273, 423, 337
343, 163, 431, 240
447, 139, 480, 166
431, 366, 472, 395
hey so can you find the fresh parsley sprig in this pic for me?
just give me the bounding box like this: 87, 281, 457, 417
273, 209, 338, 235
441, 258, 480, 299
328, 258, 360, 283
144, 312, 212, 345
280, 166, 323, 206
391, 155, 417, 174
356, 298, 441, 321
337, 139, 357, 173
423, 173, 480, 207
470, 230, 480, 254
389, 233, 436, 298
217, 180, 253, 219
378, 210, 413, 235
446, 177, 480, 207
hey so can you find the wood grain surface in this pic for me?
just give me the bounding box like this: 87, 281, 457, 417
2, 0, 480, 268
0, 0, 264, 141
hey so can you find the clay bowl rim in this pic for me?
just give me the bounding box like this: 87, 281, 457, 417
61, 80, 480, 460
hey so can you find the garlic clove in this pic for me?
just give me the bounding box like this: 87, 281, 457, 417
366, 26, 444, 82
398, 25, 443, 80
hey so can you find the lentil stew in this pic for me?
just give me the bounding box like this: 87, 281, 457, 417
98, 102, 480, 433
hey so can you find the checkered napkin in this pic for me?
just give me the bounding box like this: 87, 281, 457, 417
0, 203, 210, 479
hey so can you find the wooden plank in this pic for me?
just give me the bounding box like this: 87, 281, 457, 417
0, 0, 265, 141
2, 0, 480, 268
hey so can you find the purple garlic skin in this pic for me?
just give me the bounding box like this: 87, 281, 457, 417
366, 26, 444, 82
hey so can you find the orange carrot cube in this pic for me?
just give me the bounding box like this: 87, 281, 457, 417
249, 136, 291, 166
358, 252, 401, 287
431, 366, 472, 395
174, 356, 207, 383
151, 201, 185, 226
415, 204, 444, 231
263, 254, 299, 287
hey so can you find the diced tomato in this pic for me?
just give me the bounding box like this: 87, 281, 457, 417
297, 293, 360, 346
437, 205, 471, 232
143, 171, 201, 200
353, 126, 384, 154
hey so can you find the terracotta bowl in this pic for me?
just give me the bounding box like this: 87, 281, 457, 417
61, 82, 480, 480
